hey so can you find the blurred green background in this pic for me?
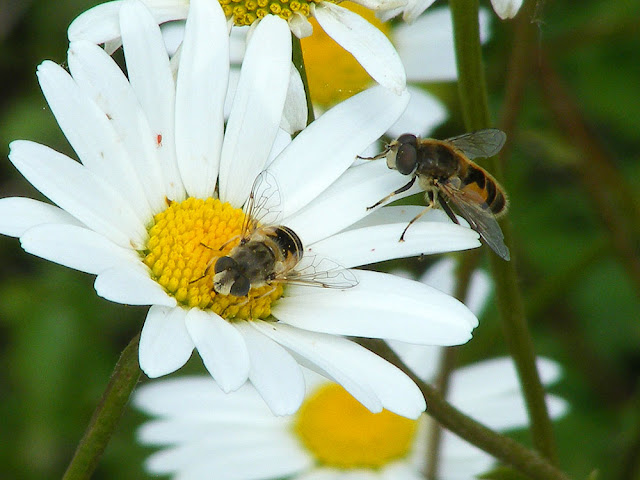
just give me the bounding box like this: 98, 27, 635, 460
1, 0, 639, 478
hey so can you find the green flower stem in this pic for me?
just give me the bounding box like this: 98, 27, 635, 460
291, 34, 315, 125
449, 0, 559, 463
63, 334, 141, 480
361, 339, 572, 480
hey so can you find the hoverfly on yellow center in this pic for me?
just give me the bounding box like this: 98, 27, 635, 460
197, 171, 359, 317
363, 129, 510, 261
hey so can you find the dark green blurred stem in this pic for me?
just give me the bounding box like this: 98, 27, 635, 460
536, 51, 640, 296
425, 250, 481, 479
361, 340, 572, 480
291, 34, 315, 125
63, 334, 141, 480
449, 0, 559, 463
498, 0, 540, 163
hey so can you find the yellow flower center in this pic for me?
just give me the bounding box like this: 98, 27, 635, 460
301, 2, 391, 107
294, 383, 419, 469
219, 0, 315, 26
143, 197, 283, 320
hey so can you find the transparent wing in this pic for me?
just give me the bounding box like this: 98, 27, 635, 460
440, 182, 511, 261
241, 170, 283, 238
446, 129, 506, 160
278, 255, 359, 289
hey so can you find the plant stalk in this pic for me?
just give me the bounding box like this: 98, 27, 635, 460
449, 0, 559, 463
63, 334, 141, 480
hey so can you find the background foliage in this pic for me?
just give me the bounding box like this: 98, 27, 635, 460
1, 0, 639, 478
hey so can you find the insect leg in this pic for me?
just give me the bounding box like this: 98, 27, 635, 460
437, 192, 460, 225
217, 234, 241, 251
399, 205, 433, 242
367, 176, 417, 210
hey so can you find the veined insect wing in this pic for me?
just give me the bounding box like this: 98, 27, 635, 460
440, 183, 510, 261
281, 255, 359, 289
242, 170, 283, 236
446, 129, 506, 159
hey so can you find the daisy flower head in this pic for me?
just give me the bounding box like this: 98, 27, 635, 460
68, 0, 408, 94
133, 261, 568, 480
1, 0, 482, 416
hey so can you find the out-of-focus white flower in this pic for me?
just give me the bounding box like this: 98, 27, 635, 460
134, 259, 568, 480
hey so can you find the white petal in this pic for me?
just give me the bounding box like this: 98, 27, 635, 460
349, 0, 407, 10
219, 15, 291, 207
313, 2, 406, 93
418, 258, 492, 316
229, 25, 248, 63
283, 160, 421, 245
175, 0, 228, 199
67, 40, 167, 213
270, 86, 410, 218
394, 7, 490, 82
68, 0, 190, 45
491, 0, 522, 19
281, 64, 308, 135
8, 140, 147, 249
68, 1, 123, 44
253, 321, 426, 418
387, 87, 447, 138
120, 0, 185, 200
274, 269, 476, 344
185, 309, 250, 392
450, 357, 562, 404
20, 224, 140, 275
237, 321, 306, 416
381, 462, 423, 480
135, 376, 277, 419
146, 432, 310, 479
37, 60, 154, 221
402, 0, 437, 23
386, 341, 441, 383
95, 266, 176, 306
139, 306, 194, 377
0, 197, 82, 238
267, 129, 293, 167
288, 12, 314, 39
308, 206, 481, 268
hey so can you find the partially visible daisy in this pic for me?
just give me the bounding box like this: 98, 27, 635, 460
382, 0, 521, 23
68, 0, 408, 93
133, 260, 568, 480
298, 4, 489, 138
0, 0, 481, 416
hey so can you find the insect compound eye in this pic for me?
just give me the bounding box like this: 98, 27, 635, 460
215, 256, 236, 274
230, 275, 251, 297
395, 143, 417, 175
397, 133, 418, 147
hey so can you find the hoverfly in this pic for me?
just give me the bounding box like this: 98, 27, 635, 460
365, 129, 510, 261
211, 171, 359, 297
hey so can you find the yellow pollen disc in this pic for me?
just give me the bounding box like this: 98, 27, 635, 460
220, 0, 313, 25
294, 383, 418, 469
301, 1, 391, 107
143, 197, 284, 320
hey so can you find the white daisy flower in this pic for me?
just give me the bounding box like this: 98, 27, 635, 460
68, 0, 408, 94
133, 260, 568, 480
0, 0, 481, 417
